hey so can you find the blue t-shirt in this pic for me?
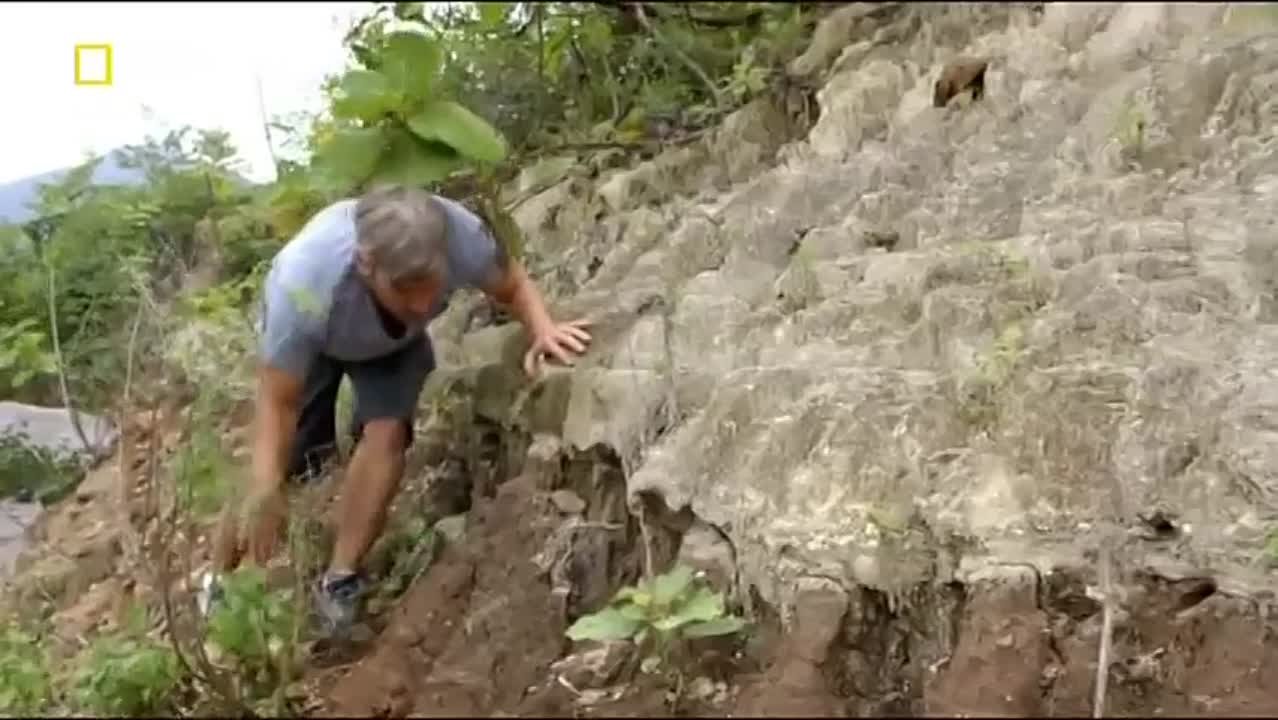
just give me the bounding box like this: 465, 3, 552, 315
257, 194, 503, 380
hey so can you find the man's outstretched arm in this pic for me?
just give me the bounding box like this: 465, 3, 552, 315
211, 363, 303, 573
214, 272, 322, 572
246, 364, 303, 553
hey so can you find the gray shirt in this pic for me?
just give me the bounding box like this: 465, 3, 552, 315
258, 194, 503, 380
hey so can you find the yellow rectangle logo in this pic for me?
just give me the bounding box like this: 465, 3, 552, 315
74, 43, 113, 86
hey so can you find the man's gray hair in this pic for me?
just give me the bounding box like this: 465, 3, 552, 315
354, 184, 450, 285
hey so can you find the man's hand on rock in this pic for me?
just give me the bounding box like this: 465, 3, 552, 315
524, 318, 593, 378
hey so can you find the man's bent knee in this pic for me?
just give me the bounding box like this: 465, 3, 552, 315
358, 418, 410, 454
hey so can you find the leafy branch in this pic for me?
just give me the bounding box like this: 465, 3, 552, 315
313, 29, 508, 195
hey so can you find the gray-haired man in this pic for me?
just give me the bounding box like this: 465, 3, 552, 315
207, 185, 591, 636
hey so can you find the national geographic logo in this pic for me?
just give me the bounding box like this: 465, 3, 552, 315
74, 43, 113, 86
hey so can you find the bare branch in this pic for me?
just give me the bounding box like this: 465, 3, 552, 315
638, 501, 655, 580
1092, 545, 1115, 718
43, 257, 97, 460
255, 73, 282, 180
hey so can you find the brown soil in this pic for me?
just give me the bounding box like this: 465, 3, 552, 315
7, 411, 1275, 719
309, 474, 1278, 720
311, 469, 820, 718
311, 472, 722, 717
314, 473, 569, 716
924, 569, 1278, 718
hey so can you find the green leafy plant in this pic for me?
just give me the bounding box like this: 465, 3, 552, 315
1264, 527, 1278, 562
0, 625, 53, 713
722, 45, 771, 103
1114, 98, 1147, 161
0, 430, 83, 504
205, 565, 301, 701
958, 319, 1028, 430
172, 418, 234, 517
565, 565, 746, 674
69, 607, 181, 716
314, 29, 509, 193
0, 318, 58, 396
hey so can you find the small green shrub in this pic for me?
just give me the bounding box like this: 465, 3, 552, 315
0, 318, 57, 398
0, 431, 83, 504
0, 625, 53, 713
958, 321, 1027, 430
205, 565, 301, 701
69, 608, 181, 716
566, 564, 746, 674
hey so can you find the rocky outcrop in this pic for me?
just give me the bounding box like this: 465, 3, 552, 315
1, 3, 1274, 718
419, 1, 1278, 713
0, 401, 117, 465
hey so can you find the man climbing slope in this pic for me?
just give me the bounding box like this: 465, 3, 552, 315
207, 184, 591, 636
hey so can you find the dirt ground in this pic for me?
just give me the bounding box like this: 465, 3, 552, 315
6, 408, 1275, 718
307, 468, 873, 718
305, 471, 1278, 719
310, 473, 779, 718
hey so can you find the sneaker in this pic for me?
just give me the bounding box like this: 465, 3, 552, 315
313, 571, 367, 638
197, 571, 225, 619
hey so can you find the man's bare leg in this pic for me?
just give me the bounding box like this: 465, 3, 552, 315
328, 418, 408, 575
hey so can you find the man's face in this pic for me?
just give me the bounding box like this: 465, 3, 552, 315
363, 265, 441, 327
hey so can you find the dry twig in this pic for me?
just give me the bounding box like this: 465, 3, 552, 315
1091, 544, 1115, 719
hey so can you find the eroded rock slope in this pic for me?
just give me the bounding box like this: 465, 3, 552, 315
361, 2, 1278, 715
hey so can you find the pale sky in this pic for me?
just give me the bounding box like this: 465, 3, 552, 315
0, 1, 373, 185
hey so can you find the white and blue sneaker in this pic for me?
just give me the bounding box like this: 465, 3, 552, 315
197, 571, 225, 619
313, 571, 367, 639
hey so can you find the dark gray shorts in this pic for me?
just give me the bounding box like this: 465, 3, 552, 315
287, 334, 435, 484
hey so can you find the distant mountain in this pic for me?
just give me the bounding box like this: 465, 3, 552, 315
0, 149, 147, 225
0, 148, 258, 226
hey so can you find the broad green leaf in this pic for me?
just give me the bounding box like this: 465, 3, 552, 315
369, 127, 464, 187
332, 69, 400, 121
682, 615, 746, 639
478, 2, 511, 27
380, 31, 442, 103
619, 602, 648, 622
565, 607, 642, 642
313, 126, 388, 188
653, 586, 724, 632
406, 100, 508, 164
614, 586, 651, 607
543, 20, 574, 77
650, 565, 696, 608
